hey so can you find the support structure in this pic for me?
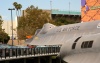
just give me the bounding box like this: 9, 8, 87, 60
8, 8, 15, 46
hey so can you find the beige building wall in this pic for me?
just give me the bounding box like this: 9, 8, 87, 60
2, 20, 17, 39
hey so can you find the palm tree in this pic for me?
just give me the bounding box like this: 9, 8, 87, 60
18, 4, 22, 16
13, 2, 22, 16
13, 2, 18, 16
13, 2, 22, 45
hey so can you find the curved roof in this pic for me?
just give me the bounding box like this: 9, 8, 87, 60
52, 10, 81, 15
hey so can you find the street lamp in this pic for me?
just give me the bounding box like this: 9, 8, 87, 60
50, 0, 52, 20
8, 8, 15, 46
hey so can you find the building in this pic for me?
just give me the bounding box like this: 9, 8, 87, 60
22, 9, 81, 22
81, 0, 100, 22
2, 20, 17, 39
51, 10, 81, 22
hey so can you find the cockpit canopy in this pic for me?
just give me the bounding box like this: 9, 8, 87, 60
39, 23, 56, 34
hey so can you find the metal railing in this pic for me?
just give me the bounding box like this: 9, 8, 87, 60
0, 46, 61, 61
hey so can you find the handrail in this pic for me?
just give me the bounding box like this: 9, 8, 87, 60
0, 46, 61, 61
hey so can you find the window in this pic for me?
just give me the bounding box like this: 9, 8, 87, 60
81, 42, 85, 48
72, 36, 81, 49
88, 41, 93, 48
72, 43, 76, 49
81, 40, 93, 48
74, 37, 81, 42
84, 41, 88, 48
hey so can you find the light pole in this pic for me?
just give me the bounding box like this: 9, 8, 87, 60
69, 2, 70, 15
50, 0, 52, 20
50, 0, 52, 11
8, 8, 15, 46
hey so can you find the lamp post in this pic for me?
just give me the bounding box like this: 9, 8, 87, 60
69, 2, 70, 15
50, 0, 52, 11
50, 0, 52, 20
8, 8, 15, 46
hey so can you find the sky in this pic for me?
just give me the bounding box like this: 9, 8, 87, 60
0, 0, 81, 21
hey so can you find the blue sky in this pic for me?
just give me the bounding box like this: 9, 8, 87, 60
0, 0, 81, 21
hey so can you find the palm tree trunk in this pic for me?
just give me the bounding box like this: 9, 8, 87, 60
16, 10, 17, 16
20, 9, 21, 16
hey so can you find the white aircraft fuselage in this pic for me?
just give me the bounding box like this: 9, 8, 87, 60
25, 20, 100, 63
26, 20, 100, 45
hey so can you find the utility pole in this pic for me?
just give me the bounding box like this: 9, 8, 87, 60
8, 8, 15, 46
50, 0, 52, 20
69, 2, 70, 15
50, 0, 52, 11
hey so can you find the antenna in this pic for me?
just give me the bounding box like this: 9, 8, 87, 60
69, 2, 70, 15
50, 0, 52, 22
50, 0, 52, 11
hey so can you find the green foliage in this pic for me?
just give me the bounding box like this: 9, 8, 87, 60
13, 2, 22, 16
0, 16, 3, 31
0, 32, 10, 44
53, 17, 80, 26
13, 2, 22, 10
0, 15, 10, 44
18, 5, 53, 39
